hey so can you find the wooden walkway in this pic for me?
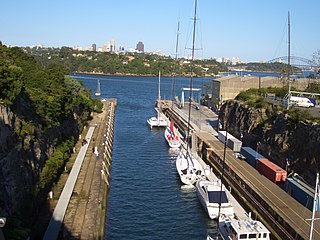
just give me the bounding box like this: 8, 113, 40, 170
43, 127, 95, 240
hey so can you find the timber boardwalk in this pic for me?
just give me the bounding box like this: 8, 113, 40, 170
44, 99, 116, 239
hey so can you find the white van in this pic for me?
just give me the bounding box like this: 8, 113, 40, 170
289, 96, 314, 108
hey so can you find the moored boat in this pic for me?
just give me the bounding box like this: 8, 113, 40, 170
196, 179, 234, 220
164, 121, 181, 148
217, 217, 271, 240
176, 150, 204, 185
147, 71, 168, 128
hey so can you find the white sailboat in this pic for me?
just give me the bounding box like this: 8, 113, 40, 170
196, 179, 234, 220
164, 121, 181, 148
147, 71, 168, 128
175, 0, 204, 185
95, 79, 101, 96
176, 149, 204, 185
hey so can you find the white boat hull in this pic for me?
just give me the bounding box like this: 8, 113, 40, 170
164, 127, 181, 148
196, 179, 234, 220
218, 218, 270, 240
147, 117, 167, 128
176, 151, 204, 185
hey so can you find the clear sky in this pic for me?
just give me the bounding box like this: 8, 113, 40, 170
1, 0, 319, 62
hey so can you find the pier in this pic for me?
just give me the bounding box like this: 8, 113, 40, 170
44, 99, 116, 239
161, 100, 319, 240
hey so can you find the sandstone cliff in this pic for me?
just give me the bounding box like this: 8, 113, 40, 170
0, 98, 88, 217
219, 100, 320, 184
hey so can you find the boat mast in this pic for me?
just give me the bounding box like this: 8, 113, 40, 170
186, 0, 197, 153
158, 71, 161, 120
286, 11, 291, 110
309, 173, 319, 240
171, 21, 180, 109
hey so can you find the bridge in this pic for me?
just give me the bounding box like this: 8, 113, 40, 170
267, 56, 319, 73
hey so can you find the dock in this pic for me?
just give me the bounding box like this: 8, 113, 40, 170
161, 100, 320, 240
43, 99, 116, 239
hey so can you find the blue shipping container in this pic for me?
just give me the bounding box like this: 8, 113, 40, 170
240, 147, 265, 168
285, 176, 315, 211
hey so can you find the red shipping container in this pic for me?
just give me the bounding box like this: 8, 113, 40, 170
256, 158, 287, 184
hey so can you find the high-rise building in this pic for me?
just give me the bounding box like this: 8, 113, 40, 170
92, 43, 96, 52
136, 41, 144, 52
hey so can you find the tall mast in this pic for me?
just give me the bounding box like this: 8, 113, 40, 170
186, 0, 197, 152
287, 11, 291, 79
171, 21, 180, 109
286, 11, 291, 110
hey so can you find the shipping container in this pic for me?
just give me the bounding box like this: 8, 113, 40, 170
218, 131, 229, 143
285, 175, 318, 211
217, 131, 242, 152
227, 136, 242, 152
256, 158, 287, 184
240, 147, 265, 168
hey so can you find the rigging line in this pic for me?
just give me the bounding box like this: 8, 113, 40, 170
273, 15, 287, 60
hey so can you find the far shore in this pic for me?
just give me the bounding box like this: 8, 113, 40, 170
71, 71, 215, 78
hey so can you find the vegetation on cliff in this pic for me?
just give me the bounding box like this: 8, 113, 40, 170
0, 44, 102, 238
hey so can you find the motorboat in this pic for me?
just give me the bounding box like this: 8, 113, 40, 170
196, 179, 234, 220
217, 217, 271, 240
176, 150, 204, 185
164, 121, 181, 148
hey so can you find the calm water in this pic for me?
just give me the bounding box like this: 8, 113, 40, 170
71, 73, 216, 239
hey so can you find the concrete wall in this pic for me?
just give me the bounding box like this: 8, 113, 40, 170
212, 75, 316, 105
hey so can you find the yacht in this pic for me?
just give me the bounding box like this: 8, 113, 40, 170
164, 121, 181, 148
176, 150, 204, 185
196, 179, 234, 220
147, 72, 167, 128
217, 218, 271, 240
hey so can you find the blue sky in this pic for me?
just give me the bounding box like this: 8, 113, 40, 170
1, 0, 319, 62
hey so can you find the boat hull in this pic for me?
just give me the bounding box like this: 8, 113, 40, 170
176, 151, 204, 185
147, 117, 167, 128
196, 179, 234, 220
164, 127, 181, 148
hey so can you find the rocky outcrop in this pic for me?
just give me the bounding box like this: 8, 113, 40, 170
219, 100, 320, 185
0, 100, 88, 216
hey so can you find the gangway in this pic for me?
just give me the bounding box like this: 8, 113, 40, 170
180, 87, 201, 108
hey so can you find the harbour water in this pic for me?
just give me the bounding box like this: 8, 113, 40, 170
71, 74, 216, 239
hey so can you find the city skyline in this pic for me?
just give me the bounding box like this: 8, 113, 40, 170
1, 0, 319, 62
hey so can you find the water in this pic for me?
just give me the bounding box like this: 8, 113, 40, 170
71, 73, 216, 239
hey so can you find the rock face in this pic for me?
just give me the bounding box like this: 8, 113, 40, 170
0, 101, 87, 216
219, 100, 320, 185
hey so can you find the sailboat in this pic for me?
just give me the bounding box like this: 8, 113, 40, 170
175, 0, 204, 185
147, 71, 168, 128
95, 79, 101, 96
164, 121, 181, 148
